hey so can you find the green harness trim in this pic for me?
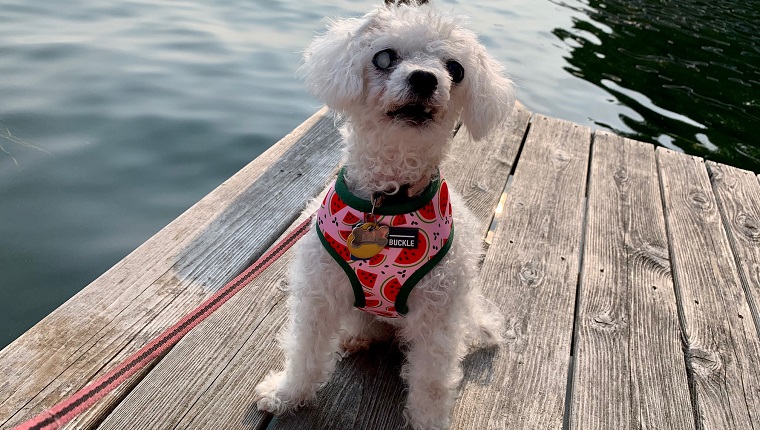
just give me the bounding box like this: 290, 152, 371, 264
393, 225, 454, 314
316, 226, 366, 308
334, 168, 440, 215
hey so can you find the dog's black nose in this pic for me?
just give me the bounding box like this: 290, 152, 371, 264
408, 70, 437, 98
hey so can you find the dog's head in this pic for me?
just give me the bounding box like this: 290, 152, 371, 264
300, 2, 514, 141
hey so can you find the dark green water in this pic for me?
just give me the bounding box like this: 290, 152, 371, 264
554, 0, 760, 170
1, 0, 758, 349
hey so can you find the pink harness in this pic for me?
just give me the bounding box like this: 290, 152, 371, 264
316, 169, 454, 318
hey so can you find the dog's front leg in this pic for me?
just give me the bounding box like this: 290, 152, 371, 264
254, 283, 343, 414
399, 293, 468, 430
254, 235, 349, 414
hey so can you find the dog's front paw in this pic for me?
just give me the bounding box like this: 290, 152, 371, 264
253, 371, 293, 415
403, 381, 455, 430
404, 405, 450, 430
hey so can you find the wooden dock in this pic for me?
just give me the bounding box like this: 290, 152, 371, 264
2, 103, 759, 429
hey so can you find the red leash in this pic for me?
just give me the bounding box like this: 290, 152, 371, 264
14, 215, 313, 430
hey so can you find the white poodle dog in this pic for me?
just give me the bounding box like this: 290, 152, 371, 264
254, 1, 514, 428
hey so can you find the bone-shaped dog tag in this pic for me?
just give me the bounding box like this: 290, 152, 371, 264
347, 222, 389, 259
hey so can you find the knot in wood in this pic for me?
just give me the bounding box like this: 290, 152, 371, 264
688, 347, 722, 374
278, 278, 290, 292
633, 242, 671, 277
736, 213, 760, 241
504, 326, 519, 342
613, 167, 629, 184
553, 149, 571, 164
503, 318, 525, 350
518, 263, 542, 286
591, 311, 624, 330
687, 190, 712, 211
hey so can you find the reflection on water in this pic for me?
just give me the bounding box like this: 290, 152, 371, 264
552, 0, 760, 170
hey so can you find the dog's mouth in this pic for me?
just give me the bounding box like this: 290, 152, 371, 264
386, 103, 435, 126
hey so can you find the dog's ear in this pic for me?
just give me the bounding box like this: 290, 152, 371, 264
300, 14, 376, 112
460, 49, 515, 141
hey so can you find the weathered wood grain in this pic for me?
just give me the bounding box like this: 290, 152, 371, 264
0, 108, 344, 429
657, 148, 760, 430
87, 104, 532, 430
445, 101, 533, 236
10, 101, 758, 430
96, 242, 293, 430
265, 342, 408, 430
707, 161, 760, 337
451, 115, 591, 429
570, 132, 694, 429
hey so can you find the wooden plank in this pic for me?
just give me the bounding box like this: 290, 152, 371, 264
258, 340, 408, 430
96, 238, 294, 430
451, 115, 591, 429
570, 132, 694, 429
91, 104, 532, 430
657, 148, 760, 429
707, 161, 760, 336
445, 101, 533, 235
0, 108, 344, 429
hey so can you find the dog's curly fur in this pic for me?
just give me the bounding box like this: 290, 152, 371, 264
254, 3, 514, 429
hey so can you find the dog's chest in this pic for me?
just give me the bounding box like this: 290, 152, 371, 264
315, 178, 454, 318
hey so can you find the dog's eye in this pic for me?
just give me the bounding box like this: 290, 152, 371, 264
445, 60, 464, 84
373, 49, 398, 70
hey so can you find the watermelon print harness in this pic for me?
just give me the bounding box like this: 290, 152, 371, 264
315, 168, 454, 318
